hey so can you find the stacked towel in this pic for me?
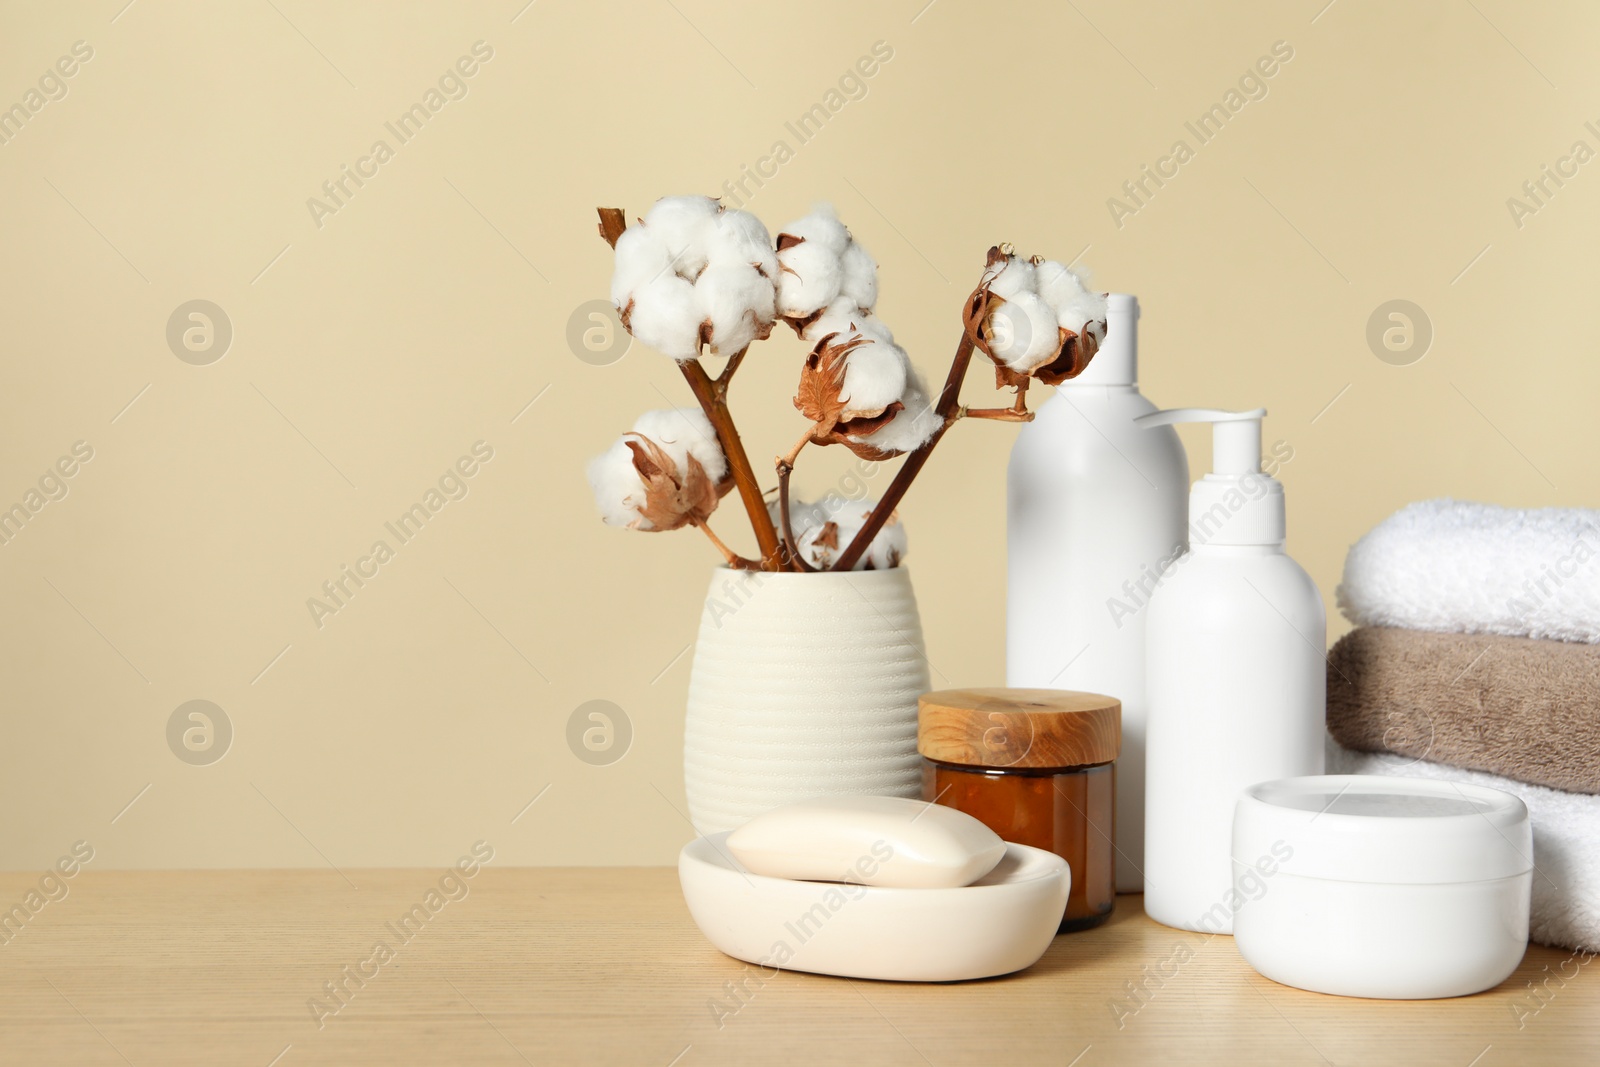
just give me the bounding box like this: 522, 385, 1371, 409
1338, 498, 1600, 644
1333, 499, 1600, 953
1327, 628, 1600, 794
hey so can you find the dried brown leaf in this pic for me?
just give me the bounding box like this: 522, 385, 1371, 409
1029, 325, 1100, 385
791, 330, 912, 459
623, 436, 731, 532
794, 332, 875, 431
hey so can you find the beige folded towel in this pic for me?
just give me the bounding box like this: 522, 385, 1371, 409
1327, 627, 1600, 795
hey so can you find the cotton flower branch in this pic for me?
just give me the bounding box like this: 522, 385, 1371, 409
597, 200, 783, 569
767, 204, 941, 565
828, 245, 1106, 572
589, 197, 1107, 575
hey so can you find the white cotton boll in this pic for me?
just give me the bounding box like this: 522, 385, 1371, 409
708, 208, 779, 279
627, 274, 703, 360
801, 297, 868, 344
1033, 259, 1082, 310
806, 303, 898, 348
773, 495, 899, 569
1035, 260, 1108, 334
838, 337, 910, 416
775, 240, 844, 318
643, 195, 720, 280
801, 524, 841, 569
610, 226, 675, 309
587, 438, 649, 528
851, 313, 897, 346
858, 370, 941, 457
796, 304, 907, 413
696, 262, 776, 356
780, 202, 851, 255
802, 497, 908, 570
838, 240, 878, 310
807, 498, 862, 567
851, 308, 902, 347
1055, 288, 1109, 336
986, 256, 1037, 300
631, 407, 727, 483
987, 290, 1061, 372
853, 503, 909, 570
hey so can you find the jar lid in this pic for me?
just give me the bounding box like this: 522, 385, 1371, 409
917, 688, 1120, 770
1234, 775, 1532, 885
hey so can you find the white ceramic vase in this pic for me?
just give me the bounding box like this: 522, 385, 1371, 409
683, 565, 930, 833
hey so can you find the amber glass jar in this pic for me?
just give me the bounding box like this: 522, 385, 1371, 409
918, 688, 1119, 933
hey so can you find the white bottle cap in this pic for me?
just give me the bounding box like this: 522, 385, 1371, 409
1065, 293, 1137, 387
1134, 407, 1284, 546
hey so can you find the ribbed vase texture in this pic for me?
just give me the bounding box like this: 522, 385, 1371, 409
683, 566, 930, 833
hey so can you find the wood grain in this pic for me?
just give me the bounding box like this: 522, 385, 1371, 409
0, 868, 1590, 1065
920, 687, 1121, 768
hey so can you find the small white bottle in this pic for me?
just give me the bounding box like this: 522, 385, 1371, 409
1136, 407, 1325, 934
1006, 294, 1189, 892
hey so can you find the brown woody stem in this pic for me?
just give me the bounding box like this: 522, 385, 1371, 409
1011, 377, 1030, 413
774, 458, 815, 573
831, 333, 976, 571
715, 348, 746, 389
775, 431, 816, 573
779, 427, 814, 469
693, 519, 756, 569
962, 406, 1035, 422
679, 357, 785, 570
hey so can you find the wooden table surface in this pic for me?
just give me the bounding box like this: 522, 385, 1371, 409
0, 868, 1592, 1065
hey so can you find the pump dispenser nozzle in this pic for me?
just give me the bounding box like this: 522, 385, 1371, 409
1135, 408, 1266, 476
1134, 407, 1283, 546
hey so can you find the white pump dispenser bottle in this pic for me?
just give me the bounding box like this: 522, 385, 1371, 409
1006, 294, 1189, 892
1135, 407, 1325, 934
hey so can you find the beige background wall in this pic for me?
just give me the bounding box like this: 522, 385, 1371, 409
1, 0, 1594, 870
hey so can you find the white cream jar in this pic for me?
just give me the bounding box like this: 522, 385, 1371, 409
1232, 774, 1532, 999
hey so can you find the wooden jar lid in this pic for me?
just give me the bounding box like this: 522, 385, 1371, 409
918, 688, 1121, 770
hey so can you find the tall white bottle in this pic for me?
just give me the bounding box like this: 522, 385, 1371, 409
1006, 294, 1189, 892
1137, 408, 1325, 934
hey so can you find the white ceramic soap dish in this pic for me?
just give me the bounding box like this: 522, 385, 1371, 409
679, 832, 1069, 982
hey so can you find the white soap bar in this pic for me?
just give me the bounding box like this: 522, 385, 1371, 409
726, 795, 1006, 889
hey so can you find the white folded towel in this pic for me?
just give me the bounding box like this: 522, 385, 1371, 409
1327, 736, 1600, 953
1337, 499, 1600, 643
